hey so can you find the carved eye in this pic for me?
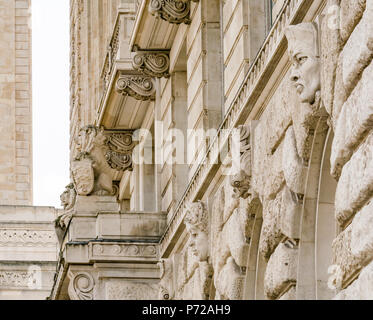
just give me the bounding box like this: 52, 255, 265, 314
298, 56, 308, 64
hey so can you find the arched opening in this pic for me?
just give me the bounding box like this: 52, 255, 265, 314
296, 119, 337, 300
243, 199, 266, 300
315, 128, 338, 300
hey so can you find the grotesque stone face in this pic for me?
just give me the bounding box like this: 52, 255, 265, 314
184, 201, 209, 262
187, 224, 209, 261
286, 23, 321, 104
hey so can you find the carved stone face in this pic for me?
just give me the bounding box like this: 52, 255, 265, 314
187, 225, 209, 262
286, 23, 321, 104
290, 52, 320, 104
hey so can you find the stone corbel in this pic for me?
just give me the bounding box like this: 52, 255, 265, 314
104, 130, 137, 172
68, 271, 95, 300
132, 50, 170, 78
148, 0, 199, 25
115, 73, 155, 101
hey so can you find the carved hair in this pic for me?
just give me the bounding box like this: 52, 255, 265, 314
184, 201, 208, 233
285, 22, 319, 57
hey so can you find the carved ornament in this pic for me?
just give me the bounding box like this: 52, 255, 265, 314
133, 51, 170, 78
72, 126, 137, 196
230, 125, 252, 199
60, 183, 77, 211
148, 0, 199, 25
184, 201, 209, 262
104, 131, 136, 172
285, 22, 321, 106
68, 272, 95, 300
71, 155, 95, 196
116, 74, 155, 101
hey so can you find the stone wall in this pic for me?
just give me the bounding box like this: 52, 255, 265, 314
0, 0, 32, 205
61, 0, 373, 300
0, 205, 58, 300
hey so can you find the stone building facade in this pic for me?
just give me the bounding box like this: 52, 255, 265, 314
49, 0, 373, 300
0, 0, 58, 300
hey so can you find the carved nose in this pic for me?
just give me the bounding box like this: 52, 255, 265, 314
290, 69, 300, 83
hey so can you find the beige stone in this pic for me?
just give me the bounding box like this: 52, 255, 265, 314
331, 59, 373, 178
264, 242, 298, 300
335, 133, 373, 225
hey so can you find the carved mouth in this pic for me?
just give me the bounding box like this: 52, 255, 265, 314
296, 84, 304, 93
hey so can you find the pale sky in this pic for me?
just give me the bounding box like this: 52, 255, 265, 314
32, 0, 70, 208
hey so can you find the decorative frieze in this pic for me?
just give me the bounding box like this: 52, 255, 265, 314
0, 229, 56, 247
148, 0, 199, 25
106, 281, 158, 300
89, 242, 158, 261
116, 74, 155, 101
132, 51, 170, 78
0, 271, 38, 288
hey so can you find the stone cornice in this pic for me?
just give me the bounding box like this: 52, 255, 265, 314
159, 0, 319, 256
115, 73, 156, 101
132, 50, 170, 78
148, 0, 199, 25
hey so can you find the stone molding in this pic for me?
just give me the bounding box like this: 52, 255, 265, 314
89, 242, 158, 261
132, 50, 170, 78
115, 73, 156, 100
0, 229, 56, 247
148, 0, 199, 25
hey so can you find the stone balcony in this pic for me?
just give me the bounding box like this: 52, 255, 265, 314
50, 196, 167, 300
95, 5, 156, 131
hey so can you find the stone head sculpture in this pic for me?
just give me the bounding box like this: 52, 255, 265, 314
60, 183, 76, 210
184, 201, 209, 262
285, 22, 321, 105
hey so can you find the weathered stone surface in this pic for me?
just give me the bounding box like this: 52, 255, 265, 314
341, 2, 373, 94
223, 207, 250, 267
331, 60, 373, 178
332, 55, 349, 126
279, 285, 296, 300
280, 186, 302, 240
259, 191, 283, 260
332, 225, 365, 287
340, 0, 366, 43
252, 121, 285, 200
282, 126, 307, 195
215, 257, 245, 300
350, 200, 373, 262
321, 0, 343, 116
264, 242, 298, 300
334, 260, 373, 300
335, 133, 373, 225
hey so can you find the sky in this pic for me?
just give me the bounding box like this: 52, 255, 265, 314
32, 0, 70, 208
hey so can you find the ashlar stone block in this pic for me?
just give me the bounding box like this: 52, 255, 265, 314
264, 242, 298, 300
335, 133, 373, 225
341, 2, 373, 94
331, 59, 373, 178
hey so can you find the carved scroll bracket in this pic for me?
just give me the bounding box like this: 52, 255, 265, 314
149, 0, 199, 25
68, 271, 95, 300
104, 130, 137, 172
115, 73, 155, 101
132, 50, 170, 78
